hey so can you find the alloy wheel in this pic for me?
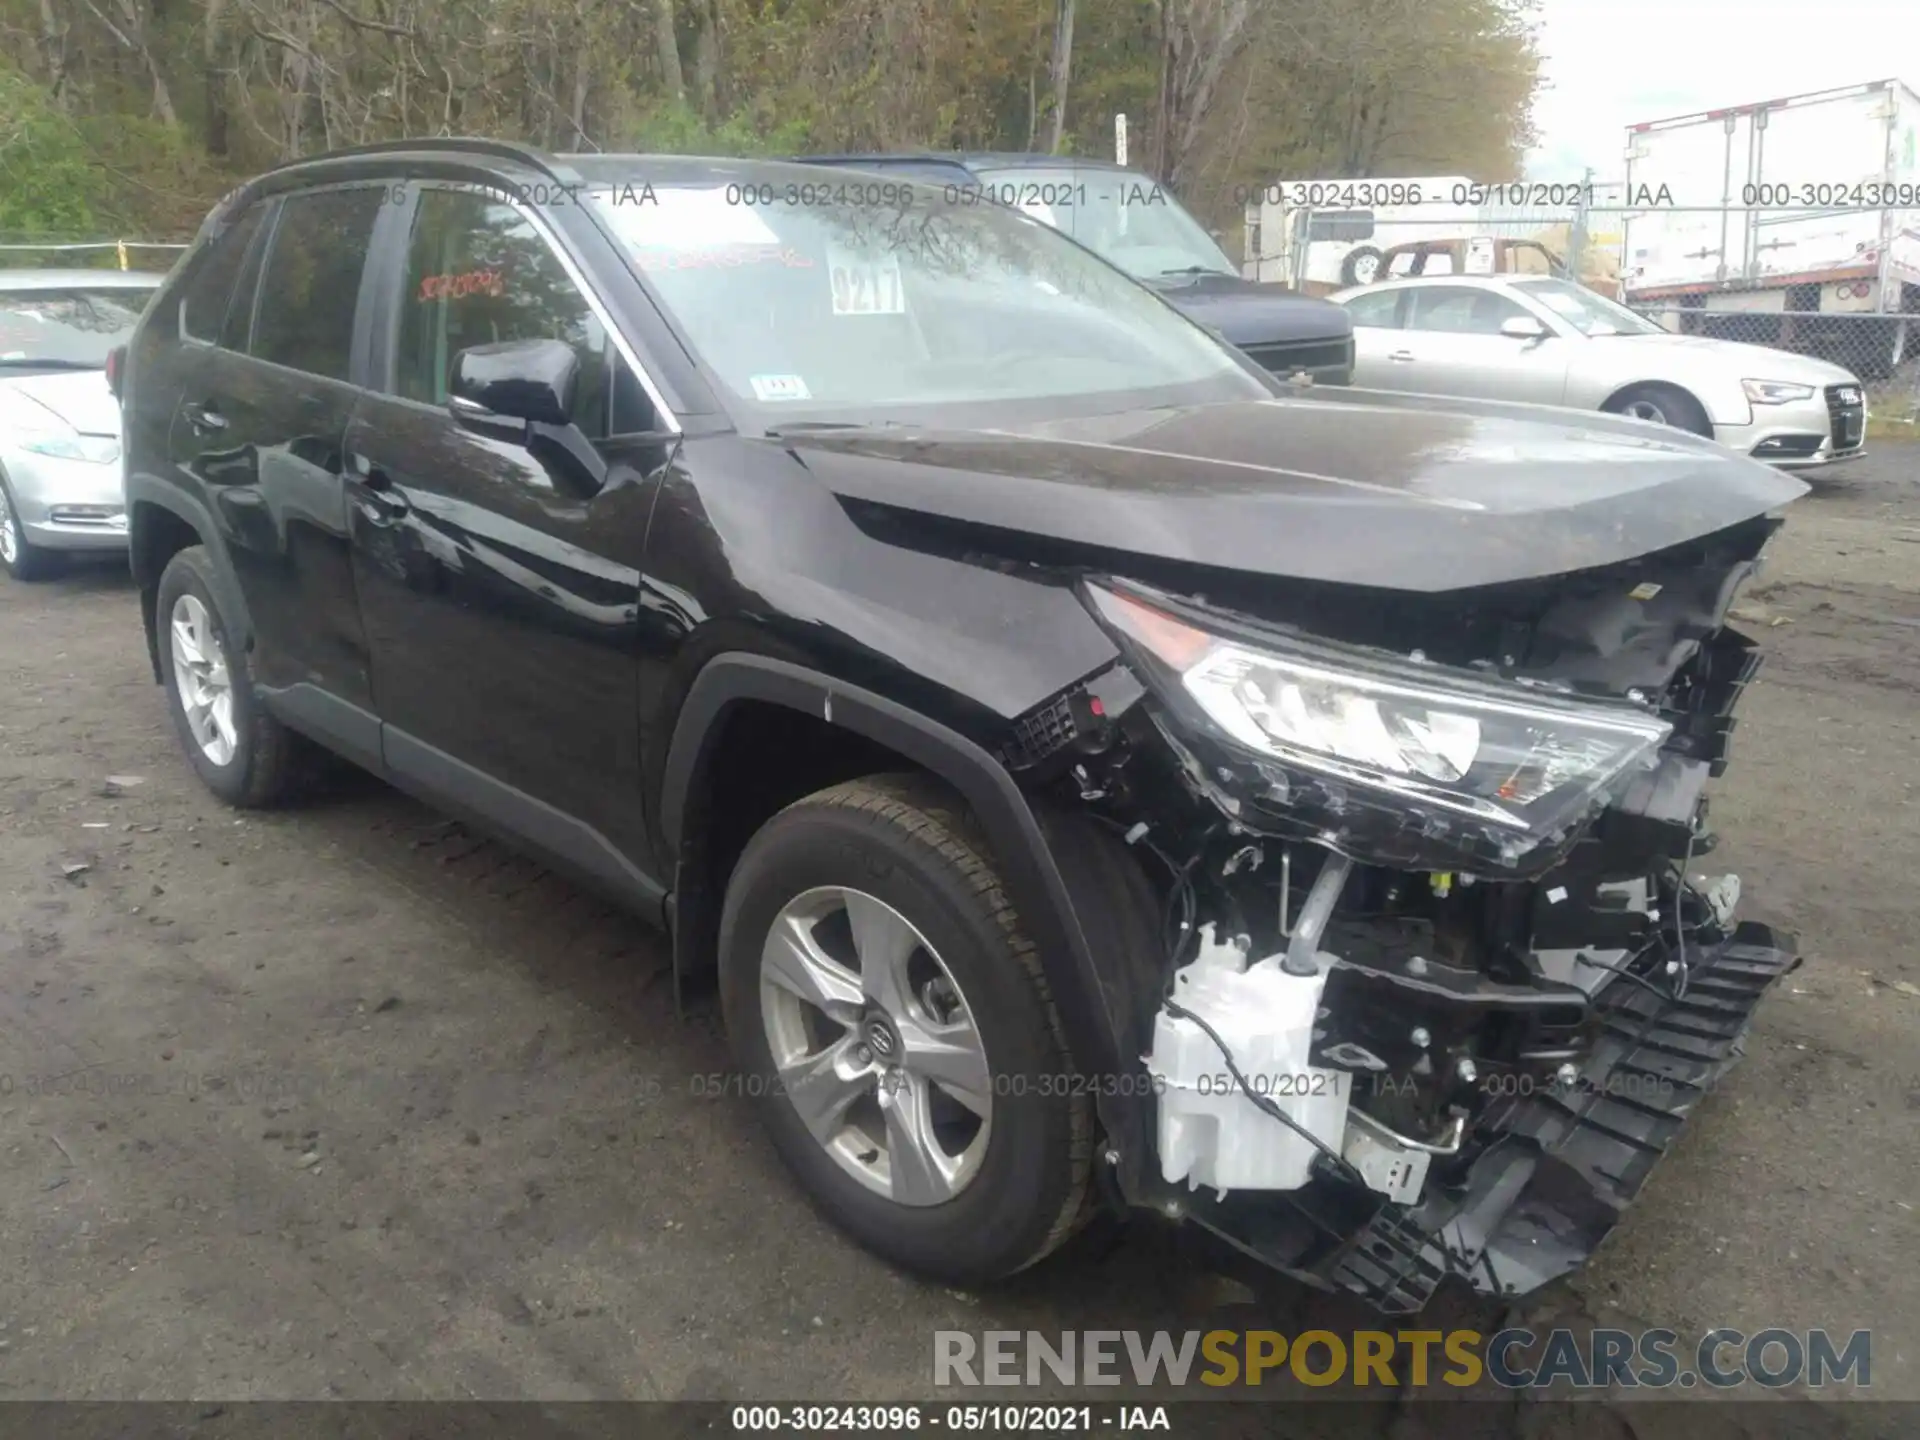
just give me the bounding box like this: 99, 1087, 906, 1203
759, 885, 993, 1206
169, 592, 238, 766
1623, 398, 1670, 425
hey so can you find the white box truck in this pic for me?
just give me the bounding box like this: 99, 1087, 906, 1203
1620, 78, 1920, 376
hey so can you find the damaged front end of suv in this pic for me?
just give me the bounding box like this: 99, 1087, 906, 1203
995, 493, 1803, 1314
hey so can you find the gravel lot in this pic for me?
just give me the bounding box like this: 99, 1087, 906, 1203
3, 446, 1917, 1428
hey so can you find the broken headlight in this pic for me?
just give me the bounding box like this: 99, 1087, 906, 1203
1086, 582, 1672, 870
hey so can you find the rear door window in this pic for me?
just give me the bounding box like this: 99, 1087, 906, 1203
250, 188, 384, 381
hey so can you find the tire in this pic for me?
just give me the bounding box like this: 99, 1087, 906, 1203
155, 545, 303, 808
1604, 382, 1713, 437
718, 773, 1093, 1284
1341, 245, 1386, 287
0, 476, 62, 582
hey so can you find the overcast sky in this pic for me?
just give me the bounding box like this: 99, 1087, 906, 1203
1524, 0, 1920, 179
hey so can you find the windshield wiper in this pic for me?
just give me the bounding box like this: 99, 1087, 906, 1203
763, 420, 921, 439
1158, 265, 1232, 278
0, 358, 102, 370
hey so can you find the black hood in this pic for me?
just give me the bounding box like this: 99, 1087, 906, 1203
780, 389, 1807, 594
1144, 271, 1351, 346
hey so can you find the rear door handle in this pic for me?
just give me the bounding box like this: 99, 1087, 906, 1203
352, 462, 411, 520
183, 402, 228, 432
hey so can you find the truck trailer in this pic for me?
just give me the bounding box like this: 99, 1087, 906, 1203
1620, 78, 1920, 378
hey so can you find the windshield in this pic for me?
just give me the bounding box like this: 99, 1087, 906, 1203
970, 165, 1238, 280
587, 175, 1264, 423
1512, 278, 1661, 337
0, 286, 155, 366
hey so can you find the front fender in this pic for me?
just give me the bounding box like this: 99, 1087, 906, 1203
659, 652, 1163, 1189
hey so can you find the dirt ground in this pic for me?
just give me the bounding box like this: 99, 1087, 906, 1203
2, 446, 1918, 1429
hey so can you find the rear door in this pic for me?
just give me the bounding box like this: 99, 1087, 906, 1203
1387, 284, 1571, 405
166, 184, 386, 737
344, 181, 664, 897
1340, 286, 1411, 388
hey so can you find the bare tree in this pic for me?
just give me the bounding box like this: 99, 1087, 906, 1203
653, 0, 684, 104
1149, 0, 1256, 192
1043, 0, 1074, 154
83, 0, 180, 123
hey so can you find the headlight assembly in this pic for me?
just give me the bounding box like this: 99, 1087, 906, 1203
1085, 581, 1672, 871
1741, 379, 1816, 405
20, 432, 120, 464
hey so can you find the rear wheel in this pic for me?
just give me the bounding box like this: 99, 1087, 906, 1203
718, 774, 1092, 1283
0, 477, 61, 582
155, 545, 305, 807
1605, 383, 1713, 437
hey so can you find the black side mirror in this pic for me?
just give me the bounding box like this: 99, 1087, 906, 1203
449, 338, 579, 426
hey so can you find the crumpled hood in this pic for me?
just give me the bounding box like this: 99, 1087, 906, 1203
1145, 271, 1352, 346
1, 370, 118, 436
782, 388, 1808, 593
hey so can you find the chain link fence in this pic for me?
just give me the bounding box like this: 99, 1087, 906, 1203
1626, 306, 1920, 423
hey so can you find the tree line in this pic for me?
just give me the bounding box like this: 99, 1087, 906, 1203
1, 0, 1540, 243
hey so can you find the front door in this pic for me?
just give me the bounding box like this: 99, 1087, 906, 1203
1386, 285, 1571, 406
345, 182, 665, 893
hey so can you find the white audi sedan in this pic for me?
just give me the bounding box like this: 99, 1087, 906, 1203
0, 269, 164, 580
1331, 274, 1867, 470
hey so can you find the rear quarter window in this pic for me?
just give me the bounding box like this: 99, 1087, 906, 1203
176, 202, 269, 345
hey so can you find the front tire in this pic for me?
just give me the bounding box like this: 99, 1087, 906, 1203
1605, 382, 1713, 437
718, 774, 1093, 1284
155, 546, 303, 808
0, 476, 62, 582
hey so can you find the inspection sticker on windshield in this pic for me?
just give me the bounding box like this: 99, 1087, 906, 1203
825, 244, 906, 316
750, 374, 812, 402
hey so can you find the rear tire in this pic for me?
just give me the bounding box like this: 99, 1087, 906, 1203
718, 773, 1093, 1284
0, 476, 62, 582
1604, 382, 1713, 437
155, 545, 305, 808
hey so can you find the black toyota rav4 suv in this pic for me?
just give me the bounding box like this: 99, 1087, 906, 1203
120, 139, 1806, 1314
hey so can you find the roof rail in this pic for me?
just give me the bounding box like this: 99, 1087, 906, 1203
258, 137, 564, 179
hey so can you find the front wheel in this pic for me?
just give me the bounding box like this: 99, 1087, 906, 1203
0, 477, 62, 582
1604, 383, 1713, 437
718, 774, 1093, 1283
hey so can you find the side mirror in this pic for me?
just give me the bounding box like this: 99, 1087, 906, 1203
1500, 316, 1549, 341
449, 338, 578, 426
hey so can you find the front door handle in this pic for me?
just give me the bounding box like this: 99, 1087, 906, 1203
1388, 350, 1417, 363
352, 464, 411, 521
183, 402, 228, 433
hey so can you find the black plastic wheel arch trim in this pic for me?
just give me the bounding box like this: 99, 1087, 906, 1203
659, 652, 1131, 1098
125, 477, 256, 687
